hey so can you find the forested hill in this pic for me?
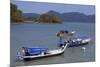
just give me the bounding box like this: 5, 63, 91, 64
23, 11, 95, 22
11, 3, 95, 23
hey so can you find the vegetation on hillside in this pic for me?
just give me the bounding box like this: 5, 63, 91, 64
36, 14, 61, 23
10, 3, 23, 22
11, 3, 95, 23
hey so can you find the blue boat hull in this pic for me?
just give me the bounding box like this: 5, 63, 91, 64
67, 42, 89, 47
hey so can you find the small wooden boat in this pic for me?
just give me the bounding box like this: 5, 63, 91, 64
63, 35, 91, 47
56, 30, 75, 37
17, 44, 67, 61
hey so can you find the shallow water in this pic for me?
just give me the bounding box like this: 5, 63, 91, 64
10, 22, 95, 66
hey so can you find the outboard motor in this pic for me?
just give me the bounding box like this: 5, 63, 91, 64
16, 47, 28, 60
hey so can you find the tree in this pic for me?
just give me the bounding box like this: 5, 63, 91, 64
10, 3, 23, 22
37, 13, 61, 23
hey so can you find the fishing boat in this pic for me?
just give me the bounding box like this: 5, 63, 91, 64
17, 44, 67, 61
56, 30, 75, 37
62, 35, 91, 47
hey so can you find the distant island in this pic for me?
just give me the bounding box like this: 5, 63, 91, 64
11, 3, 95, 23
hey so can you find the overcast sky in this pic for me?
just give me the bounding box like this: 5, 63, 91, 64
11, 1, 95, 15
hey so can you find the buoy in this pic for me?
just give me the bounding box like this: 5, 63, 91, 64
82, 47, 86, 50
81, 47, 86, 52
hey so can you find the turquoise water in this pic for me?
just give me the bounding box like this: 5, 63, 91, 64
10, 22, 95, 66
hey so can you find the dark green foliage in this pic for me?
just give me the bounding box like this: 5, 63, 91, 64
37, 13, 61, 23
10, 3, 23, 22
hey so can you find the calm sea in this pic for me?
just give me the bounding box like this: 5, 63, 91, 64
10, 22, 95, 66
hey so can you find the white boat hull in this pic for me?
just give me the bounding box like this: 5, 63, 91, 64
17, 45, 67, 60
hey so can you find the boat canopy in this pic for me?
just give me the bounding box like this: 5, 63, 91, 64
63, 35, 89, 39
28, 48, 48, 53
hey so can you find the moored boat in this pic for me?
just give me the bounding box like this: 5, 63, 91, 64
56, 30, 75, 37
63, 35, 91, 47
17, 44, 67, 61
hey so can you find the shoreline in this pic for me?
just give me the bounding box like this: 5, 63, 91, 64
11, 21, 95, 25
11, 21, 62, 24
